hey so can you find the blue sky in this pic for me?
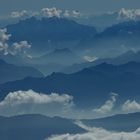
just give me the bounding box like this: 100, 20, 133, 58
0, 0, 140, 17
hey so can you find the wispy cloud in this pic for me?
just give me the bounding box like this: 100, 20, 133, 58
93, 93, 118, 115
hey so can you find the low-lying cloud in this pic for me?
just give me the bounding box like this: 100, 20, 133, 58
47, 121, 140, 140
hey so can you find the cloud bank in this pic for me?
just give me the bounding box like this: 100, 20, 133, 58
47, 121, 140, 140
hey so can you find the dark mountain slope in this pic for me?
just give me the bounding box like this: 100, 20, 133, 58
0, 59, 43, 84
0, 114, 85, 140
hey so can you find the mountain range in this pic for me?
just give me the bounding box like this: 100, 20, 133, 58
62, 50, 140, 73
6, 17, 97, 55
1, 61, 140, 107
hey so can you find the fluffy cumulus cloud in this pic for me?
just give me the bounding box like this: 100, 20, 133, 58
11, 7, 81, 19
46, 121, 140, 140
0, 90, 74, 116
0, 28, 31, 55
93, 93, 118, 115
122, 100, 140, 113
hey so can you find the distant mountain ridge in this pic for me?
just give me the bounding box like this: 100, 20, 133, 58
0, 59, 43, 84
62, 50, 140, 74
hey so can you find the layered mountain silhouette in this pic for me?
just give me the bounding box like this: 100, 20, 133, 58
0, 112, 140, 140
0, 59, 43, 84
1, 62, 140, 107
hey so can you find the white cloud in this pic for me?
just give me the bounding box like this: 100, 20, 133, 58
64, 10, 80, 18
0, 90, 74, 117
0, 28, 31, 55
47, 121, 140, 140
11, 41, 31, 55
11, 10, 29, 18
84, 55, 98, 62
41, 7, 62, 18
122, 100, 140, 113
93, 93, 118, 114
11, 10, 39, 19
10, 7, 81, 19
118, 8, 140, 20
0, 28, 11, 55
0, 91, 120, 119
71, 10, 80, 18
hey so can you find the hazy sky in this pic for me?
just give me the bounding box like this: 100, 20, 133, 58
0, 0, 140, 17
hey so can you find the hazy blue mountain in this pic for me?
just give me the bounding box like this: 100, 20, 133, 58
76, 12, 120, 31
1, 62, 140, 107
83, 112, 140, 132
99, 20, 140, 38
76, 9, 140, 31
79, 20, 140, 58
62, 50, 140, 74
30, 48, 85, 75
6, 17, 97, 54
35, 48, 85, 65
0, 59, 43, 84
0, 114, 85, 140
